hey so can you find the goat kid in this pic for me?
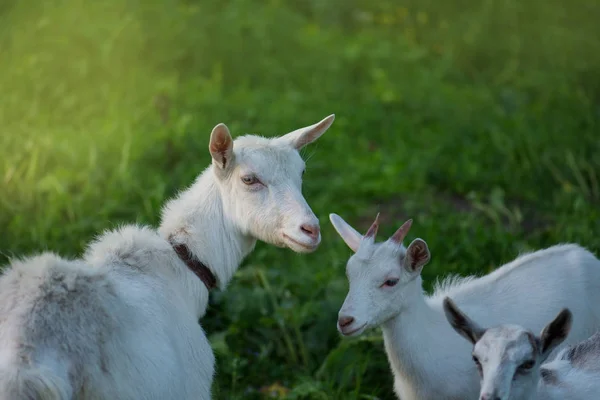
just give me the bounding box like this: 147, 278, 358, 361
0, 115, 335, 400
329, 213, 600, 400
444, 297, 600, 400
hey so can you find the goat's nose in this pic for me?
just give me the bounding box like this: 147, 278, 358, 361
300, 224, 320, 240
338, 316, 354, 328
480, 395, 501, 400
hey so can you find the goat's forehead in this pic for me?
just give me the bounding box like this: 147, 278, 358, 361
478, 326, 536, 360
234, 135, 304, 173
346, 242, 403, 277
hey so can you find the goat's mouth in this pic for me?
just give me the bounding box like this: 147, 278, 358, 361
282, 233, 319, 253
339, 323, 368, 337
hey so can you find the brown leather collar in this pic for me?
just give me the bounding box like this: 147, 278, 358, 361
171, 242, 217, 291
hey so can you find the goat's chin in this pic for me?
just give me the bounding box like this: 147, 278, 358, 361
338, 323, 368, 337
281, 234, 320, 253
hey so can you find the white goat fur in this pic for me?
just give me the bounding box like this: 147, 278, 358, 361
329, 213, 600, 400
0, 115, 335, 400
444, 298, 600, 400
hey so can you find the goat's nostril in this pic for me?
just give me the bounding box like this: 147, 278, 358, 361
338, 316, 354, 328
300, 224, 320, 239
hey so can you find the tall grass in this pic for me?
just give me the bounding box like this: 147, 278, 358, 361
1, 0, 599, 398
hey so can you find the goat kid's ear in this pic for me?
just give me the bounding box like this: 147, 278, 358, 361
279, 114, 335, 150
443, 297, 486, 345
539, 308, 572, 362
403, 238, 430, 273
209, 123, 234, 170
329, 213, 362, 253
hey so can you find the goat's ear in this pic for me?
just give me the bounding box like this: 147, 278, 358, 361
329, 213, 362, 253
443, 297, 485, 345
539, 308, 572, 362
209, 123, 234, 170
279, 114, 335, 150
403, 238, 430, 273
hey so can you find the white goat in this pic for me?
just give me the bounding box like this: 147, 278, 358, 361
0, 114, 335, 400
329, 213, 600, 400
444, 298, 600, 400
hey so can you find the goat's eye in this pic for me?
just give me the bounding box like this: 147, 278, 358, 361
241, 175, 259, 185
518, 360, 535, 371
301, 169, 306, 177
382, 278, 399, 287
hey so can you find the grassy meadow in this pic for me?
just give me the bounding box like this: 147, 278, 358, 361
1, 0, 599, 398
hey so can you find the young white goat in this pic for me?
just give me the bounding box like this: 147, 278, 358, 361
329, 213, 600, 400
0, 114, 335, 400
444, 297, 600, 400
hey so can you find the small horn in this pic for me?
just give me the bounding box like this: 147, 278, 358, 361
365, 212, 381, 238
390, 219, 413, 243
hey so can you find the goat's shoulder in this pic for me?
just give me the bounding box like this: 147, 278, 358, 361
84, 224, 174, 274
429, 274, 478, 299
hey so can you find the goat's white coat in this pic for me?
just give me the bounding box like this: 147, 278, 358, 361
539, 337, 600, 400
0, 115, 335, 400
329, 213, 600, 400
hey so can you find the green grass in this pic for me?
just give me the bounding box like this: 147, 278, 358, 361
1, 0, 600, 398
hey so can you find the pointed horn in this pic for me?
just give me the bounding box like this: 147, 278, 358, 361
365, 212, 381, 239
390, 219, 413, 244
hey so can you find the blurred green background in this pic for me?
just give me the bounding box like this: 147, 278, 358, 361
1, 0, 599, 398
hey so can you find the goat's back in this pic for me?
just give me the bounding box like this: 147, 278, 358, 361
432, 244, 600, 348
0, 234, 214, 400
0, 252, 122, 399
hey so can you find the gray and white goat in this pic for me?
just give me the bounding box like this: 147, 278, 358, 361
444, 297, 600, 400
0, 115, 335, 400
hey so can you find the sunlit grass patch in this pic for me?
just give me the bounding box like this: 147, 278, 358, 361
1, 0, 599, 398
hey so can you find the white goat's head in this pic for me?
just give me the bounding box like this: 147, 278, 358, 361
329, 213, 431, 336
443, 297, 572, 400
209, 115, 335, 253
